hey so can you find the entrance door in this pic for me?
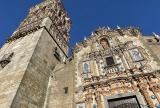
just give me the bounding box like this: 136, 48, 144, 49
108, 96, 140, 108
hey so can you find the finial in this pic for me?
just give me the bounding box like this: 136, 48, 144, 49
107, 26, 110, 30
65, 17, 70, 21
152, 32, 160, 39
91, 32, 94, 36
63, 57, 66, 63
117, 25, 121, 29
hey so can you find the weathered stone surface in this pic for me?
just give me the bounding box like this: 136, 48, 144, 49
73, 27, 160, 108
0, 28, 44, 108
0, 0, 71, 107
11, 26, 69, 108
46, 61, 75, 108
0, 0, 160, 108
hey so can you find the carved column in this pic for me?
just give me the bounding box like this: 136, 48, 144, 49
86, 99, 92, 108
120, 53, 130, 71
122, 81, 128, 93
95, 92, 103, 108
155, 86, 160, 102
148, 76, 160, 103
150, 86, 160, 102
139, 84, 155, 108
86, 93, 93, 108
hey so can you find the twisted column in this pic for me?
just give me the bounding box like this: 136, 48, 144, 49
139, 84, 154, 108
95, 92, 103, 108
86, 93, 93, 108
150, 85, 160, 102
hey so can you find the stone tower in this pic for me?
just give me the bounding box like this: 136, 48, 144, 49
0, 0, 71, 108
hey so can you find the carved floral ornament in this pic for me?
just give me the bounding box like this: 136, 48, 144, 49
80, 41, 146, 61
81, 72, 160, 90
73, 27, 141, 53
151, 84, 160, 92
80, 48, 150, 79
76, 77, 160, 107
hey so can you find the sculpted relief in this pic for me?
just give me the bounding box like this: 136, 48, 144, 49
74, 27, 160, 108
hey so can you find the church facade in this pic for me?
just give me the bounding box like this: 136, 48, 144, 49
0, 0, 160, 108
73, 27, 160, 108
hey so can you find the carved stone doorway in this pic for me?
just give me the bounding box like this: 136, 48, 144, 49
108, 96, 140, 108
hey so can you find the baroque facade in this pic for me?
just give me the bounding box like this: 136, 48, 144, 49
73, 27, 160, 108
0, 0, 160, 108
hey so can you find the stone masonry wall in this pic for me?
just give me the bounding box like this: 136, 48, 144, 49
46, 60, 75, 108
0, 28, 43, 108
10, 27, 63, 108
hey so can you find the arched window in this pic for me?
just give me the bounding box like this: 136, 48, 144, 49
100, 38, 109, 49
83, 62, 89, 73
129, 48, 143, 62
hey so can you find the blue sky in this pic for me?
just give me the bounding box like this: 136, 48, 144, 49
0, 0, 160, 48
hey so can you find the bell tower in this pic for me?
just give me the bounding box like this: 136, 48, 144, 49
0, 0, 71, 107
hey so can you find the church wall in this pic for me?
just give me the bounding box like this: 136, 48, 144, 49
10, 22, 68, 107
0, 0, 71, 107
46, 60, 75, 108
73, 28, 160, 108
1, 0, 160, 108
143, 36, 160, 61
0, 28, 44, 108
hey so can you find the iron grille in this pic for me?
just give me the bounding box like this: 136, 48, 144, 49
108, 96, 140, 108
